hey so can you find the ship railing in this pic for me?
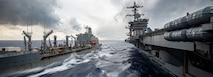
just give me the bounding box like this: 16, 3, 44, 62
0, 51, 37, 58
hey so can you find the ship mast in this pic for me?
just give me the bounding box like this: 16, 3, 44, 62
126, 1, 148, 41
71, 35, 77, 47
65, 35, 71, 48
23, 31, 32, 51
23, 16, 33, 52
42, 17, 53, 52
43, 30, 53, 52
126, 1, 143, 22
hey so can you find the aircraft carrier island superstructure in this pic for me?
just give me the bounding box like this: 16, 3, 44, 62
0, 26, 100, 76
125, 2, 213, 77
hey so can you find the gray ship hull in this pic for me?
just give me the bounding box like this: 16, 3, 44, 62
125, 3, 213, 77
0, 45, 101, 76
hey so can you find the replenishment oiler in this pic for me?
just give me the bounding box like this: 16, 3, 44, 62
125, 2, 213, 77
0, 26, 100, 76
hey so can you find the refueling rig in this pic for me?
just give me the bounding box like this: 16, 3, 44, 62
0, 27, 99, 76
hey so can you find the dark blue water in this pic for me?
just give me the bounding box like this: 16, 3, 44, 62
3, 41, 174, 77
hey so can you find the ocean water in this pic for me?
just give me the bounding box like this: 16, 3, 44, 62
1, 40, 174, 77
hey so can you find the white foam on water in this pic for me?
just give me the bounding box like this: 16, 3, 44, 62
12, 67, 44, 76
28, 53, 90, 77
27, 41, 135, 77
92, 42, 133, 77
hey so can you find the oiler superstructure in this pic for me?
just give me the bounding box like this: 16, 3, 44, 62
0, 27, 100, 76
125, 2, 213, 77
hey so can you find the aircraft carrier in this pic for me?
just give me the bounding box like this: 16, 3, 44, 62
125, 2, 213, 77
0, 26, 100, 76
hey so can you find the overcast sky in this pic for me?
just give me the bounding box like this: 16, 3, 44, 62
0, 0, 212, 40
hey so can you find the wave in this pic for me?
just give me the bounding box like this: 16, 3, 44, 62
9, 41, 174, 77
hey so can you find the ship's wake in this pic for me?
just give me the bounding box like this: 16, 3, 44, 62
10, 41, 174, 77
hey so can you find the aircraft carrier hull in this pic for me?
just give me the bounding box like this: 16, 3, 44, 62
130, 26, 213, 77
125, 4, 213, 77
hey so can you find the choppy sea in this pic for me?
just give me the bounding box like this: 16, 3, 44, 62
0, 40, 174, 77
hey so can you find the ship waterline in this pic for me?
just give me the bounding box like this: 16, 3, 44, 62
0, 27, 101, 76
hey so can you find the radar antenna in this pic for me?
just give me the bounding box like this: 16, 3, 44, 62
126, 1, 144, 21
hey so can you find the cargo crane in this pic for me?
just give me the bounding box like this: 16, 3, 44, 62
71, 35, 77, 48
23, 36, 27, 51
23, 31, 32, 51
42, 30, 53, 52
64, 35, 78, 48
49, 38, 52, 48
65, 35, 70, 48
53, 35, 57, 47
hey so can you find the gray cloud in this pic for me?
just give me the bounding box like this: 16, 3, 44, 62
69, 18, 82, 31
112, 0, 132, 23
112, 0, 144, 22
146, 0, 213, 28
0, 0, 60, 28
113, 0, 213, 29
144, 0, 213, 28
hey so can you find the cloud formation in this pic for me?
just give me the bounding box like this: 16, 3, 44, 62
0, 0, 212, 40
114, 0, 213, 29
143, 0, 213, 29
69, 18, 82, 31
0, 0, 60, 27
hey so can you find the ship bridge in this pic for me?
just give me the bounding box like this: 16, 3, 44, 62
126, 2, 148, 41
